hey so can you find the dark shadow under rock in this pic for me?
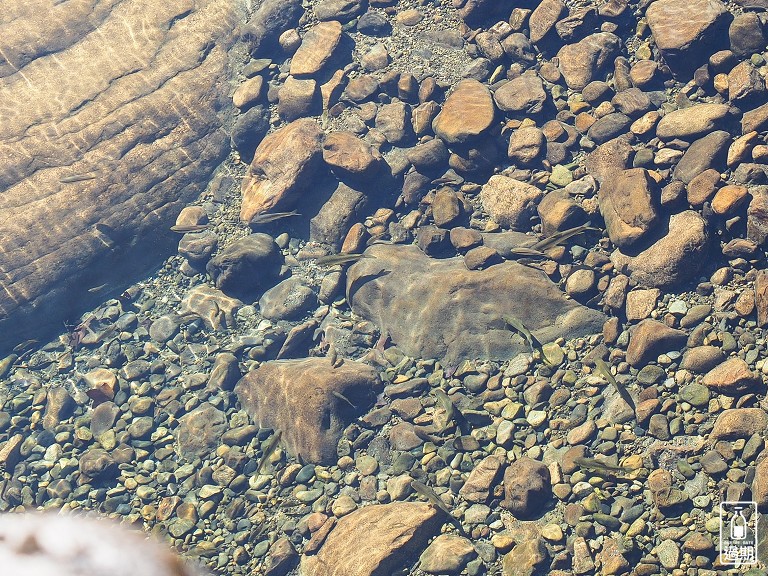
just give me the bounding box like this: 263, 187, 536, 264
346, 244, 606, 364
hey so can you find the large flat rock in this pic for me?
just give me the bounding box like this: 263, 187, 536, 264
0, 0, 243, 350
646, 0, 730, 73
346, 245, 606, 364
235, 358, 381, 464
300, 502, 442, 576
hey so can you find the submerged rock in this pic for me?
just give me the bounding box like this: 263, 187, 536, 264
235, 358, 380, 464
300, 502, 443, 576
240, 119, 326, 224
0, 0, 243, 352
611, 211, 709, 288
346, 244, 605, 364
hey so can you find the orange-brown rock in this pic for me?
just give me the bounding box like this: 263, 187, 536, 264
290, 21, 344, 77
322, 131, 386, 181
598, 168, 659, 249
300, 502, 443, 576
235, 358, 381, 464
240, 119, 326, 224
655, 104, 730, 139
712, 184, 749, 215
646, 0, 729, 74
0, 0, 242, 351
625, 319, 687, 366
432, 79, 495, 144
711, 408, 768, 440
611, 211, 709, 288
556, 33, 621, 90
701, 357, 762, 395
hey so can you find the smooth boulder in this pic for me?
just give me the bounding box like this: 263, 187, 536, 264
235, 358, 380, 464
346, 244, 606, 364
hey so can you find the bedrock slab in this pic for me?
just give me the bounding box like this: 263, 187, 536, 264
0, 0, 243, 351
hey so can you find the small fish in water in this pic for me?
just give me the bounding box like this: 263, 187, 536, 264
594, 358, 636, 413
60, 173, 97, 183
488, 64, 505, 84
331, 390, 356, 408
315, 253, 371, 266
170, 224, 210, 233
366, 231, 390, 246
506, 246, 550, 259
255, 430, 282, 475
250, 210, 301, 225
433, 389, 470, 435
572, 456, 636, 476
87, 283, 108, 294
413, 427, 443, 444
411, 480, 467, 535
94, 223, 117, 249
530, 223, 600, 253
12, 340, 38, 354
504, 316, 553, 366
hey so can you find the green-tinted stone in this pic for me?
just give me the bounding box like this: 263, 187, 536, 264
593, 512, 621, 530
679, 383, 710, 407
550, 165, 573, 187
168, 518, 195, 538
637, 364, 665, 385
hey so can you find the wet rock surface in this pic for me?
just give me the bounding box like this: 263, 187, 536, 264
7, 0, 768, 575
346, 244, 605, 363
235, 358, 380, 464
0, 0, 244, 349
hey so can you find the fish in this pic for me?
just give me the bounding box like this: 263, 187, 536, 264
12, 339, 39, 354
59, 173, 97, 183
331, 390, 356, 408
433, 389, 470, 435
366, 232, 390, 246
506, 246, 551, 259
94, 223, 117, 249
315, 253, 372, 266
594, 358, 636, 412
488, 64, 505, 84
170, 224, 210, 233
255, 430, 282, 475
504, 316, 553, 366
530, 223, 600, 253
250, 210, 301, 225
413, 427, 443, 444
410, 480, 467, 535
87, 283, 108, 294
572, 457, 631, 473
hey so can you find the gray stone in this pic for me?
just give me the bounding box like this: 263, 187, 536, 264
346, 244, 605, 364
673, 130, 731, 184
259, 277, 317, 321
206, 234, 283, 297
310, 183, 368, 249
176, 403, 227, 460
